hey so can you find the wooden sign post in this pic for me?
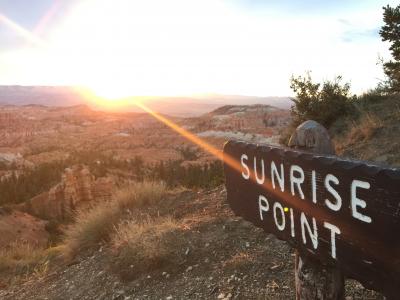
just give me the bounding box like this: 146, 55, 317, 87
223, 120, 400, 299
288, 121, 343, 300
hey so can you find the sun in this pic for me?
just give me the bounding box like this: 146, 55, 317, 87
46, 0, 222, 101
88, 82, 135, 101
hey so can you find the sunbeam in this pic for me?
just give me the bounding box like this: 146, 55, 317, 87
0, 12, 47, 47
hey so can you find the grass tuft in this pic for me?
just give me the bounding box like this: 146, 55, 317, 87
334, 113, 383, 153
0, 242, 62, 283
62, 181, 166, 258
111, 217, 185, 280
62, 202, 119, 257
114, 181, 166, 210
347, 113, 383, 143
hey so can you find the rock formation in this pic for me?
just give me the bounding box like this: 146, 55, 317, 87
18, 165, 114, 220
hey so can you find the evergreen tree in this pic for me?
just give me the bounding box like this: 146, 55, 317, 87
380, 4, 400, 93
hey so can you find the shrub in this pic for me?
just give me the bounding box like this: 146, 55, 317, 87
63, 202, 119, 257
0, 242, 61, 281
62, 181, 167, 257
114, 181, 166, 210
111, 217, 185, 280
289, 72, 354, 128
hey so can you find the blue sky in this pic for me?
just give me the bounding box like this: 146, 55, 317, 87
0, 0, 398, 96
232, 0, 381, 13
0, 0, 75, 46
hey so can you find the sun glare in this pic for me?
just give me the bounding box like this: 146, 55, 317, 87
0, 0, 388, 97
44, 0, 238, 101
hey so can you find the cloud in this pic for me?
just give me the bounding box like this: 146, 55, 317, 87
341, 27, 380, 43
228, 0, 379, 15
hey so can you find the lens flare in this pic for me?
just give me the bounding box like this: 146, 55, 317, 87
0, 12, 46, 47
134, 101, 396, 266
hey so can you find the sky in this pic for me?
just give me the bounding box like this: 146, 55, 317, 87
0, 0, 398, 97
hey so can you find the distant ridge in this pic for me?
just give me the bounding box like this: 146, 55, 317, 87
0, 85, 292, 117
208, 104, 282, 116
0, 86, 83, 107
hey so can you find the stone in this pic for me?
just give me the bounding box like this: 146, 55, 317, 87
288, 120, 335, 154
17, 165, 114, 220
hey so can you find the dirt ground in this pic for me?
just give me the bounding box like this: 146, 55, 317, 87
0, 186, 384, 300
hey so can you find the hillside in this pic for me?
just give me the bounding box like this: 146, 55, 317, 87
0, 186, 382, 300
333, 95, 400, 167
0, 99, 394, 299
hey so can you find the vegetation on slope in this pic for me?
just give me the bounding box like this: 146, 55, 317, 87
0, 151, 223, 206
332, 94, 400, 166
63, 181, 167, 257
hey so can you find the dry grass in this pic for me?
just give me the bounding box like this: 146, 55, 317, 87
62, 181, 166, 258
111, 217, 185, 280
0, 242, 62, 283
223, 252, 255, 271
62, 202, 119, 257
347, 113, 383, 142
335, 113, 383, 151
114, 181, 166, 210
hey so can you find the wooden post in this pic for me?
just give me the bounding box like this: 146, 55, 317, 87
288, 120, 345, 300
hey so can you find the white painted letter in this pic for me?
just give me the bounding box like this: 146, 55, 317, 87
271, 161, 285, 192
290, 208, 295, 237
290, 165, 305, 199
324, 174, 342, 211
300, 212, 318, 250
351, 180, 372, 223
273, 202, 286, 231
259, 195, 269, 221
311, 170, 317, 203
254, 156, 265, 184
241, 154, 250, 180
324, 222, 341, 259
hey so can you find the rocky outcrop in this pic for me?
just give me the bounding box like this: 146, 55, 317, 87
19, 165, 114, 220
0, 208, 49, 248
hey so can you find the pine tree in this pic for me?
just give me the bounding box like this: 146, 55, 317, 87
380, 4, 400, 93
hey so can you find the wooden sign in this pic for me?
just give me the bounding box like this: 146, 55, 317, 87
223, 140, 400, 298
